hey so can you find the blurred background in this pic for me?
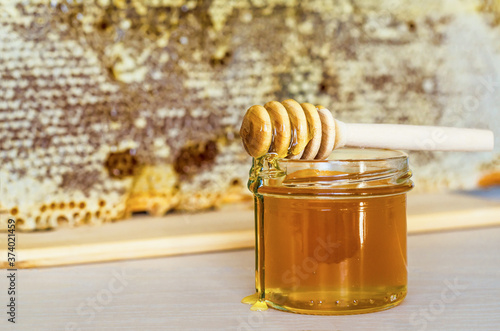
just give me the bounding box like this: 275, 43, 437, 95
0, 0, 499, 231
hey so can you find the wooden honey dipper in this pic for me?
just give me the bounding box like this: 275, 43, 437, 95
240, 99, 495, 159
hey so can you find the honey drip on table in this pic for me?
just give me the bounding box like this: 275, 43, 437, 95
241, 293, 269, 311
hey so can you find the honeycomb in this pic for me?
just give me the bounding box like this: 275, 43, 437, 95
0, 0, 499, 230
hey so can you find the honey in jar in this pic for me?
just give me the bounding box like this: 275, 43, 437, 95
243, 148, 413, 315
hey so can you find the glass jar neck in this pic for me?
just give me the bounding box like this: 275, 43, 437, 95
249, 148, 414, 197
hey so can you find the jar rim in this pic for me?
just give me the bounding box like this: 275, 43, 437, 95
252, 148, 413, 196
279, 148, 408, 164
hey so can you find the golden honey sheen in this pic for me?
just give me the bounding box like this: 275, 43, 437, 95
243, 149, 413, 315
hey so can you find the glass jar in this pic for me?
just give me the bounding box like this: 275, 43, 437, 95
243, 148, 413, 315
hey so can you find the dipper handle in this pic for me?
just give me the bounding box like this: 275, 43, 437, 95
343, 123, 494, 152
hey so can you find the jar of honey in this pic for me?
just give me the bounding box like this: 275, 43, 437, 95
243, 148, 414, 315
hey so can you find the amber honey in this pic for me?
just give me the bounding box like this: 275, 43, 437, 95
260, 190, 407, 314
243, 148, 413, 314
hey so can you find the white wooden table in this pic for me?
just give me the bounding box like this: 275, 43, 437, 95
3, 227, 500, 331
